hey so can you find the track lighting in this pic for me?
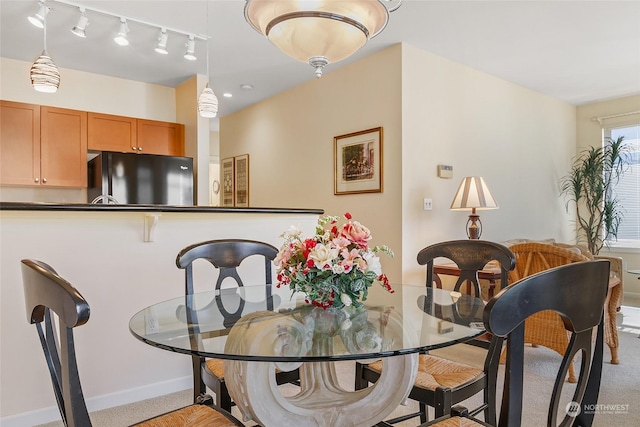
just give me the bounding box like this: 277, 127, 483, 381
28, 2, 49, 28
184, 36, 197, 61
71, 7, 89, 38
114, 18, 129, 46
155, 28, 168, 54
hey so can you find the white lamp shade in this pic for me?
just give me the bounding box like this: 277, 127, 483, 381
450, 176, 498, 210
198, 85, 218, 118
30, 50, 60, 93
244, 0, 389, 65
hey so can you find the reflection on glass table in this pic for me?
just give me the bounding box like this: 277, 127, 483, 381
129, 284, 485, 427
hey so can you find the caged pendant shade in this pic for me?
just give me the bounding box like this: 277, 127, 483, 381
244, 0, 398, 78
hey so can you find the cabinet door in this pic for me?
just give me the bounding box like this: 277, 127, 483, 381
0, 101, 41, 185
40, 107, 88, 187
88, 113, 137, 153
137, 119, 184, 156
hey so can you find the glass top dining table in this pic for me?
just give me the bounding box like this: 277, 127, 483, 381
129, 284, 486, 427
129, 284, 486, 362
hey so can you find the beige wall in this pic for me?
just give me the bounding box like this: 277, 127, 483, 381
221, 46, 404, 287
400, 44, 576, 284
577, 95, 640, 296
221, 44, 576, 289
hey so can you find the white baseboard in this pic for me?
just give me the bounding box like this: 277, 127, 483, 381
0, 376, 191, 427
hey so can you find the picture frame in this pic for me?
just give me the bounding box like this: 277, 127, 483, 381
234, 154, 250, 207
221, 157, 235, 207
334, 127, 383, 195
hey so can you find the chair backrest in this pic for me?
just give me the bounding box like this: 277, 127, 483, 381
484, 260, 609, 427
21, 259, 92, 427
508, 242, 588, 282
417, 239, 516, 297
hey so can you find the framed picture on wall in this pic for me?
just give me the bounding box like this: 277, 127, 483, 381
234, 154, 250, 207
334, 127, 383, 195
221, 157, 235, 207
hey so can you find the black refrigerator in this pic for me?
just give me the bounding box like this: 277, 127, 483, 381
88, 152, 194, 205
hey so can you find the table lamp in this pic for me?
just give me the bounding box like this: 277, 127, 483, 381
450, 176, 498, 239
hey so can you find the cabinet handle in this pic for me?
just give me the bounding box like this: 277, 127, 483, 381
34, 178, 39, 183
138, 147, 142, 151
132, 146, 137, 151
42, 178, 47, 183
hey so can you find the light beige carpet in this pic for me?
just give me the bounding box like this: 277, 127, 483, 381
37, 330, 640, 427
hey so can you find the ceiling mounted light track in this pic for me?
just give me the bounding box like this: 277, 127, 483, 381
155, 28, 169, 54
28, 1, 49, 28
70, 7, 88, 38
244, 0, 402, 78
114, 18, 129, 46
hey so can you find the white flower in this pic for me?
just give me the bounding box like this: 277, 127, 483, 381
332, 263, 345, 274
341, 293, 353, 307
281, 225, 303, 239
309, 244, 338, 270
363, 252, 382, 276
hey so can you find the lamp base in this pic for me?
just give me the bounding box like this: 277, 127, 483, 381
466, 214, 482, 240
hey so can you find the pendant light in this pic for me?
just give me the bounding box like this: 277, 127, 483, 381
30, 1, 60, 93
198, 2, 218, 118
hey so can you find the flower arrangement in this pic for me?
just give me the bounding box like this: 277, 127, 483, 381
275, 212, 394, 309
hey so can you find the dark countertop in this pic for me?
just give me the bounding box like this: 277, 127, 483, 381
0, 202, 324, 215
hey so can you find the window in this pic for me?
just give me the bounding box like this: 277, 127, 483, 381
607, 123, 640, 248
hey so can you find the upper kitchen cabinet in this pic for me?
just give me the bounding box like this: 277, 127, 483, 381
1, 102, 87, 187
1, 101, 40, 186
87, 112, 137, 153
40, 107, 88, 187
137, 119, 184, 156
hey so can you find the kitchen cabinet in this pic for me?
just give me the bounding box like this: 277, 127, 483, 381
87, 112, 137, 153
1, 102, 87, 187
0, 101, 40, 186
88, 114, 184, 156
40, 106, 88, 187
137, 119, 184, 156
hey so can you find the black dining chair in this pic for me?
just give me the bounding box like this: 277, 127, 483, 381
421, 259, 610, 427
176, 239, 300, 410
21, 259, 244, 427
355, 239, 516, 424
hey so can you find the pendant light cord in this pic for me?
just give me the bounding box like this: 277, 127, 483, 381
43, 1, 48, 51
205, 0, 209, 85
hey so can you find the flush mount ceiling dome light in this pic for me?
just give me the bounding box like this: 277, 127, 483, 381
244, 0, 401, 78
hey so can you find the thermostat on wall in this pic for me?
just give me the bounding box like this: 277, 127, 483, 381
437, 164, 453, 179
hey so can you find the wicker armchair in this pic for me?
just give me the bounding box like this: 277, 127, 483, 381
553, 243, 624, 365
506, 243, 589, 383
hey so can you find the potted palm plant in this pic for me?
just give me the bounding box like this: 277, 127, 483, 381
561, 136, 630, 255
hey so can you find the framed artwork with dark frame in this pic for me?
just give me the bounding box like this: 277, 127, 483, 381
234, 154, 250, 207
221, 157, 235, 207
334, 127, 383, 195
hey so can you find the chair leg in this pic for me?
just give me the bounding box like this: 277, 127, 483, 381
419, 402, 428, 423
434, 387, 452, 419
354, 362, 369, 390
608, 344, 619, 365
213, 381, 233, 412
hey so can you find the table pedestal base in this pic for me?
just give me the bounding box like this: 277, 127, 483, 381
225, 354, 418, 427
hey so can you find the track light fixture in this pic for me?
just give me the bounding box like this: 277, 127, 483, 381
184, 36, 197, 61
155, 28, 169, 54
70, 7, 89, 38
114, 18, 129, 46
28, 2, 49, 28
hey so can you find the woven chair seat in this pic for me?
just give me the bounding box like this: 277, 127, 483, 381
429, 416, 485, 427
369, 355, 483, 391
205, 358, 225, 378
136, 404, 239, 427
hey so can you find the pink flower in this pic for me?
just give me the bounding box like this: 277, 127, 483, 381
340, 221, 371, 248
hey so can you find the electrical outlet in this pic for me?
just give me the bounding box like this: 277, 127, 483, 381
423, 198, 433, 211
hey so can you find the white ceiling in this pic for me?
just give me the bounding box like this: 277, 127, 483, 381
2, 0, 639, 126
